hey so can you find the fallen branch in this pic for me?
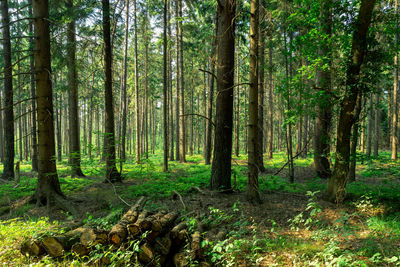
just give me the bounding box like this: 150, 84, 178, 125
273, 136, 312, 176
173, 190, 187, 211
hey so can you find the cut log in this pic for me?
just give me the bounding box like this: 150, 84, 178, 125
198, 262, 211, 267
190, 231, 203, 260
140, 210, 167, 232
20, 238, 44, 257
173, 252, 188, 267
108, 196, 145, 246
80, 228, 108, 246
155, 236, 172, 256
127, 209, 150, 237
40, 236, 64, 257
138, 242, 154, 264
71, 243, 90, 256
170, 221, 187, 240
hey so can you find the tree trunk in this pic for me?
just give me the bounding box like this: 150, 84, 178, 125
144, 6, 149, 160
205, 14, 218, 165
103, 0, 121, 183
366, 94, 373, 156
168, 0, 174, 161
33, 0, 64, 205
373, 93, 380, 156
56, 92, 62, 162
248, 0, 261, 203
313, 0, 333, 179
175, 0, 180, 162
1, 0, 14, 180
235, 47, 240, 157
266, 38, 274, 159
0, 89, 3, 163
210, 0, 236, 190
256, 0, 265, 173
133, 0, 140, 164
67, 0, 84, 177
178, 0, 186, 163
325, 0, 376, 203
348, 94, 363, 182
163, 0, 169, 172
392, 0, 399, 160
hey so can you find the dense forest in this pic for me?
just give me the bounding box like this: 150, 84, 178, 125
1, 0, 400, 265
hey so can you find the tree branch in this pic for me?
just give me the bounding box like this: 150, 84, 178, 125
180, 113, 215, 127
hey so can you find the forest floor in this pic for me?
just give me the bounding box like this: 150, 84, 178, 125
1, 151, 400, 266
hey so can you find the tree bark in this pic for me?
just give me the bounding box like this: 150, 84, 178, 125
366, 94, 373, 156
102, 0, 121, 183
248, 0, 261, 203
348, 94, 363, 182
133, 0, 140, 164
205, 14, 218, 165
1, 0, 14, 180
178, 0, 186, 163
373, 93, 380, 156
210, 0, 236, 190
266, 28, 274, 159
325, 0, 376, 203
392, 0, 399, 160
33, 0, 64, 205
67, 0, 84, 177
313, 0, 333, 179
175, 0, 180, 161
163, 0, 169, 172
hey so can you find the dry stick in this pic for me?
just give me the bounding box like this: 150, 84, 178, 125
273, 136, 312, 176
180, 113, 215, 127
173, 190, 186, 211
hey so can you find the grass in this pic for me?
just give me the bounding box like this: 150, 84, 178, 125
1, 150, 400, 266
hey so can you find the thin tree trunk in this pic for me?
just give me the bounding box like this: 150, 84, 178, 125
103, 0, 121, 183
56, 92, 62, 162
392, 0, 399, 160
67, 0, 84, 176
168, 0, 174, 160
1, 0, 14, 180
163, 0, 168, 172
144, 6, 149, 159
366, 94, 373, 156
266, 38, 274, 159
205, 14, 218, 165
256, 0, 265, 173
235, 47, 240, 157
348, 94, 363, 182
248, 0, 261, 203
134, 0, 140, 163
373, 93, 380, 156
178, 0, 186, 162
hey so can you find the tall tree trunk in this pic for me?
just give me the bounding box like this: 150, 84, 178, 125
235, 47, 240, 157
266, 35, 274, 159
168, 0, 174, 161
313, 0, 333, 179
67, 0, 84, 176
33, 0, 64, 205
248, 0, 261, 203
56, 92, 62, 161
392, 0, 399, 160
205, 14, 218, 165
120, 0, 129, 165
144, 6, 149, 159
210, 0, 236, 190
348, 94, 363, 182
134, 0, 140, 163
373, 93, 380, 156
103, 0, 121, 183
178, 0, 186, 162
366, 94, 373, 156
1, 0, 14, 180
0, 89, 3, 163
175, 0, 180, 161
88, 96, 93, 159
325, 0, 376, 203
163, 0, 168, 172
256, 0, 265, 172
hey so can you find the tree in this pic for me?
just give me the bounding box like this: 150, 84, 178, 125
33, 0, 64, 206
248, 0, 261, 203
392, 0, 399, 160
325, 0, 376, 203
210, 0, 236, 190
313, 0, 333, 179
67, 0, 85, 177
134, 0, 140, 164
163, 0, 169, 172
178, 0, 186, 163
1, 0, 14, 180
103, 0, 121, 183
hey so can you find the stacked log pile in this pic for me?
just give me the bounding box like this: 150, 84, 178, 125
20, 197, 210, 266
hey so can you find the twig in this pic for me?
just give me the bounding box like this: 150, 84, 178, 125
199, 68, 217, 80
180, 113, 215, 127
173, 190, 187, 211
109, 182, 132, 207
273, 136, 312, 176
